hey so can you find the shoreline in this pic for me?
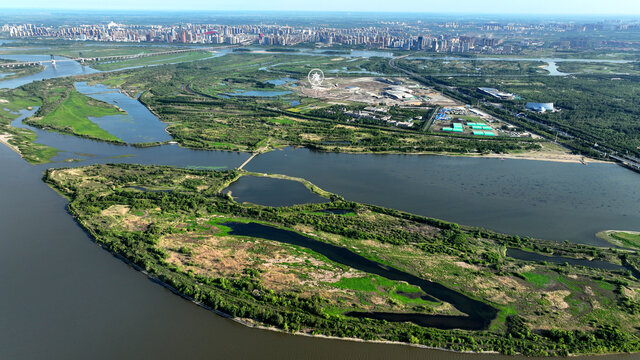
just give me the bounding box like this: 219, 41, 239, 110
305, 146, 610, 164
63, 199, 501, 356
0, 133, 21, 155
469, 152, 609, 164
596, 230, 640, 249
69, 199, 637, 358
45, 166, 640, 358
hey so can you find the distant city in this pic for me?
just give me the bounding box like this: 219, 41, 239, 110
3, 18, 640, 54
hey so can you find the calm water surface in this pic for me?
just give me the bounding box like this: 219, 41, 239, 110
74, 81, 173, 143
2, 49, 640, 359
224, 175, 327, 206
11, 145, 640, 359
0, 54, 99, 89
246, 149, 640, 247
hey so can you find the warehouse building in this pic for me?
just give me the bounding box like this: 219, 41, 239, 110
526, 102, 554, 113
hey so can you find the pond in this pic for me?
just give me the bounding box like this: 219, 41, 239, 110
225, 89, 292, 97
223, 176, 327, 207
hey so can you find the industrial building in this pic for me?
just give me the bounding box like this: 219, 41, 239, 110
384, 86, 415, 100
478, 87, 516, 100
526, 102, 554, 113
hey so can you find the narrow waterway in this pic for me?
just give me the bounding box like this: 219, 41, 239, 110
2, 49, 640, 359
224, 222, 498, 330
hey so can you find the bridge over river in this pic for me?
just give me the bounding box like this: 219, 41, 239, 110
0, 44, 242, 68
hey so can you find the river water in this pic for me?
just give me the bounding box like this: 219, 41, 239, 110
406, 56, 632, 76
245, 149, 640, 246
0, 54, 100, 89
2, 50, 640, 359
74, 81, 173, 143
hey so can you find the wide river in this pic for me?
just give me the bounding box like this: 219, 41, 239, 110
1, 51, 640, 359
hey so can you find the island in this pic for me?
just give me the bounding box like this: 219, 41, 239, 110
44, 163, 640, 356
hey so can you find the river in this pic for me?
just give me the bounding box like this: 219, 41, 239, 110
1, 50, 640, 359
406, 56, 633, 76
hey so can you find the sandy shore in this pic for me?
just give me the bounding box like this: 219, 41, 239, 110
0, 133, 20, 155
475, 152, 610, 164
318, 146, 610, 164
596, 230, 640, 249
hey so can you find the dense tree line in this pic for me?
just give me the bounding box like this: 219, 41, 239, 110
42, 164, 640, 356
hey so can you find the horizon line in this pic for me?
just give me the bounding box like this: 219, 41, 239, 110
0, 8, 639, 17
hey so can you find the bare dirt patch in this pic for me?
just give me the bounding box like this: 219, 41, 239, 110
546, 290, 571, 310
101, 204, 130, 217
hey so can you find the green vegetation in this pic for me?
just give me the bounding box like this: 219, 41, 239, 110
397, 61, 640, 158
0, 89, 58, 164
597, 230, 640, 250
520, 272, 550, 287
557, 61, 640, 75
399, 58, 548, 76
74, 53, 545, 155
44, 163, 640, 356
27, 87, 122, 142
89, 51, 213, 71
332, 275, 436, 306
612, 232, 640, 249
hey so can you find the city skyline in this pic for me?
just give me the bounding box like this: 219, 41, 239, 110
2, 0, 640, 15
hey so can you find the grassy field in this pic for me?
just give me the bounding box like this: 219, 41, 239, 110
31, 88, 122, 142
400, 58, 548, 75
557, 61, 640, 75
90, 51, 213, 71
0, 89, 58, 163
0, 63, 45, 80
597, 230, 640, 250
79, 53, 547, 155
43, 163, 640, 356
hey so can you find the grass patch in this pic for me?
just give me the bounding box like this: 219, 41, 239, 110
611, 232, 640, 249
268, 117, 294, 125
36, 89, 122, 142
521, 272, 550, 287
91, 51, 212, 71
490, 305, 517, 331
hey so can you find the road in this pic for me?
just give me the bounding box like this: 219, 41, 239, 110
389, 54, 640, 172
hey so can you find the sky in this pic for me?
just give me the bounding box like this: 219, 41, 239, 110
2, 0, 640, 15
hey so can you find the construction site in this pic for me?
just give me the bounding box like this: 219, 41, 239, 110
432, 106, 533, 138
297, 76, 459, 107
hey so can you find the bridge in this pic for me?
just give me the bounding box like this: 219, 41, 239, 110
0, 44, 245, 69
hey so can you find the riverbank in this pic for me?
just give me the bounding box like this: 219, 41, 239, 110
299, 146, 608, 164
0, 133, 20, 155
596, 230, 640, 250
43, 164, 640, 356
471, 152, 608, 164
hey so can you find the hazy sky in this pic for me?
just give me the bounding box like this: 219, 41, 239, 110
3, 0, 640, 15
